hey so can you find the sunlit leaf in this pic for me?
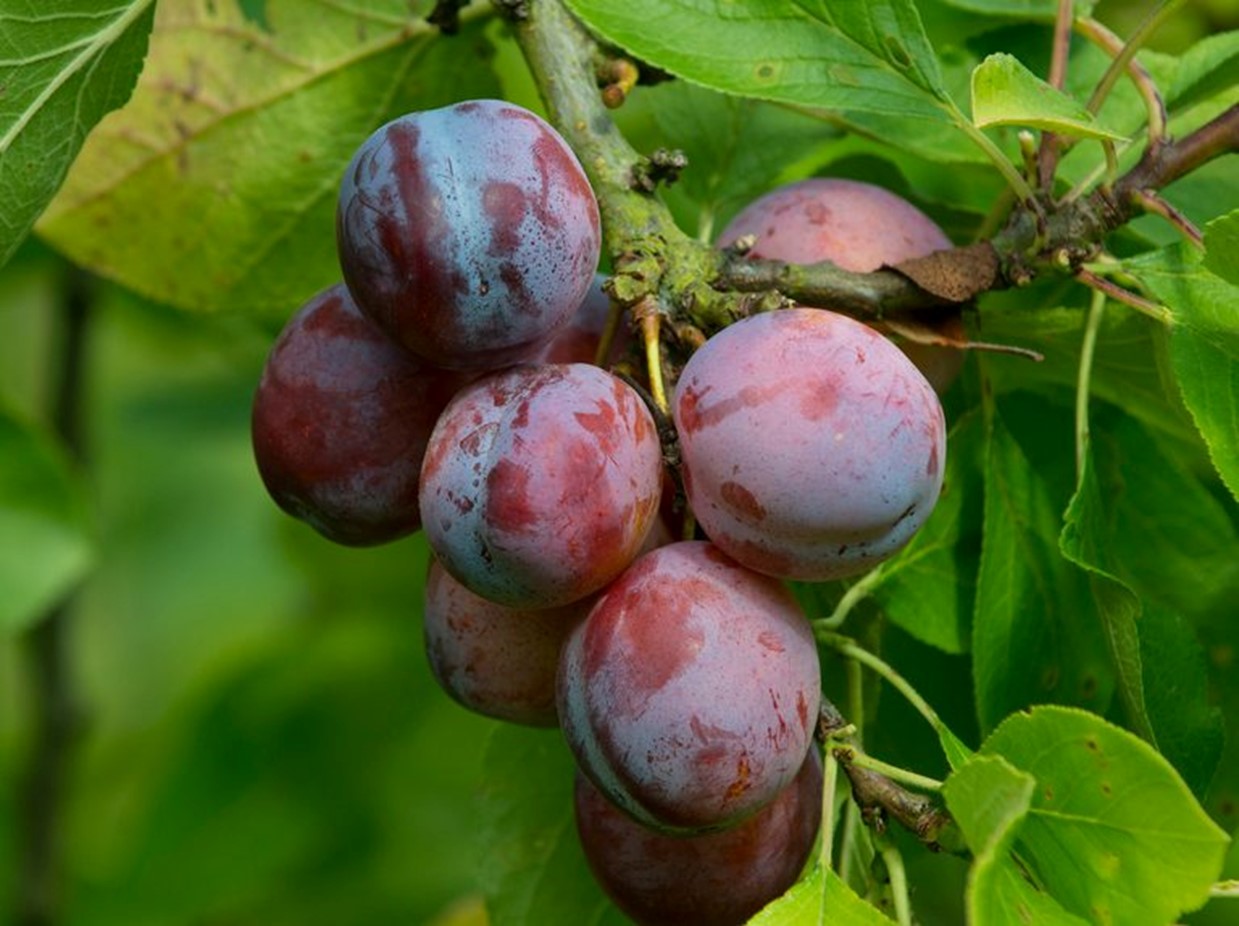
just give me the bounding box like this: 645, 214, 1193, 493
972, 53, 1125, 139
979, 706, 1229, 926
37, 0, 501, 319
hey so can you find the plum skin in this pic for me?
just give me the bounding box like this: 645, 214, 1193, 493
718, 177, 963, 392
673, 308, 946, 581
574, 750, 823, 926
423, 558, 591, 727
336, 100, 601, 371
556, 541, 821, 833
250, 283, 469, 546
419, 363, 663, 609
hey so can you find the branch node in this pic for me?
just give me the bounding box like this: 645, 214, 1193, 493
631, 148, 689, 192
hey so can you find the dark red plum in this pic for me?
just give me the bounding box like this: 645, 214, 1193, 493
336, 100, 601, 370
419, 363, 663, 609
423, 558, 590, 726
575, 751, 822, 926
718, 177, 963, 391
673, 308, 946, 581
556, 541, 820, 832
251, 284, 470, 546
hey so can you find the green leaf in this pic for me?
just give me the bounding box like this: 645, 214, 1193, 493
477, 725, 620, 926
979, 706, 1230, 926
37, 0, 501, 319
564, 0, 961, 161
972, 407, 1112, 732
971, 53, 1125, 140
938, 0, 1095, 18
748, 865, 894, 925
943, 755, 1089, 926
872, 410, 984, 654
0, 405, 94, 633
1060, 450, 1154, 744
1125, 242, 1239, 499
1138, 605, 1225, 801
0, 0, 155, 268
1205, 210, 1239, 286
1059, 409, 1228, 797
981, 300, 1196, 446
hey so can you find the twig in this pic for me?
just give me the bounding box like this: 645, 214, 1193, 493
1037, 0, 1077, 190
1075, 17, 1168, 146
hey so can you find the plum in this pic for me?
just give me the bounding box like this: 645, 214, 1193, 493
337, 100, 600, 370
718, 177, 963, 391
557, 541, 820, 832
673, 308, 946, 581
419, 363, 663, 608
251, 283, 469, 545
574, 750, 823, 926
423, 558, 591, 726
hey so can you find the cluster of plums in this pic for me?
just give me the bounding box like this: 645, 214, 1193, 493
251, 98, 952, 926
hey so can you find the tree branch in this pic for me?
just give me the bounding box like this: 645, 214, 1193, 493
509, 0, 1238, 347
818, 700, 962, 855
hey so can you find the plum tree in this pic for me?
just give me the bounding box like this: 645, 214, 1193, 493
557, 541, 821, 832
250, 283, 470, 546
574, 750, 823, 926
419, 362, 664, 608
673, 308, 946, 581
336, 100, 601, 370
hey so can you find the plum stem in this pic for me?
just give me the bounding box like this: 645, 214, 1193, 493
1074, 287, 1107, 481
816, 564, 887, 631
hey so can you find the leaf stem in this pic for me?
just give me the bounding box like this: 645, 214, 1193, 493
819, 632, 948, 743
1210, 880, 1239, 899
841, 751, 944, 792
815, 564, 887, 631
820, 747, 840, 872
1085, 0, 1186, 123
1074, 287, 1106, 480
1075, 17, 1168, 145
877, 836, 913, 926
1037, 0, 1077, 190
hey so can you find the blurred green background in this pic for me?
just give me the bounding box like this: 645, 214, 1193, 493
0, 241, 498, 925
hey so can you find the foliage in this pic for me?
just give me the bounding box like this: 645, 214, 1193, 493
1, 0, 1237, 924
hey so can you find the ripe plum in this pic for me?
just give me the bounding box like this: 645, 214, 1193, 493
673, 308, 946, 581
718, 177, 963, 391
574, 750, 822, 926
251, 283, 468, 546
419, 363, 663, 608
337, 100, 600, 370
423, 558, 590, 726
556, 541, 820, 832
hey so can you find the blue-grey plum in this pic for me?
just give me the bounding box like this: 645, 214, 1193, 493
419, 363, 663, 608
673, 308, 946, 581
556, 541, 820, 832
251, 283, 470, 546
337, 100, 600, 371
